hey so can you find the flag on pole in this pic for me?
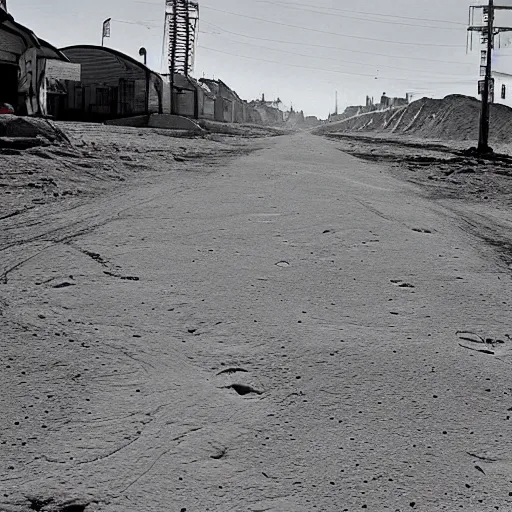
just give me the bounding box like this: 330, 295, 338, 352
103, 18, 111, 39
102, 18, 111, 46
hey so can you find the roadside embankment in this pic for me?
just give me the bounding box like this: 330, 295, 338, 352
315, 94, 512, 145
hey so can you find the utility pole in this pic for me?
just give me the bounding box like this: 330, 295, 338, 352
479, 0, 494, 153
468, 1, 512, 153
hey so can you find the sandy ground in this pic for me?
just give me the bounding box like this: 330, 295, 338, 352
2, 127, 512, 511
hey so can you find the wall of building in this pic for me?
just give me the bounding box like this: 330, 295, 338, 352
492, 47, 512, 108
61, 46, 163, 120
0, 19, 70, 116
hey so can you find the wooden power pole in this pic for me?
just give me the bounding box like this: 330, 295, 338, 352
479, 0, 494, 153
468, 1, 512, 153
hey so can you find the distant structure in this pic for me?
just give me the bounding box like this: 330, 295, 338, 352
248, 94, 285, 124
328, 92, 411, 123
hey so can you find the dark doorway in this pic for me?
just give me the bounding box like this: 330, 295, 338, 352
0, 63, 18, 108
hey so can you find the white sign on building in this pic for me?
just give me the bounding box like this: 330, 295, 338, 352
45, 59, 81, 81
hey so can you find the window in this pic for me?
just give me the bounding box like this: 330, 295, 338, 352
502, 84, 507, 100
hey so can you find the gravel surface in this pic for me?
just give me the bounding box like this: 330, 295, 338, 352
1, 128, 512, 511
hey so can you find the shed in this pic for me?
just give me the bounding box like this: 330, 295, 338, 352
60, 45, 168, 121
0, 13, 68, 116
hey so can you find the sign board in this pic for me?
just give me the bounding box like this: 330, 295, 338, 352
45, 60, 81, 81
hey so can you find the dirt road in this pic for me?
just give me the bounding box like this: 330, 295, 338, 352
2, 132, 512, 512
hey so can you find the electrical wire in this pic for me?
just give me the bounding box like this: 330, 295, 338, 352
253, 0, 467, 27
199, 30, 473, 78
201, 6, 466, 48
250, 0, 465, 31
198, 45, 476, 85
200, 20, 475, 68
130, 0, 466, 27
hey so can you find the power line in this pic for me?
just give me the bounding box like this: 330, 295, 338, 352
200, 30, 472, 78
253, 0, 467, 27
201, 6, 466, 48
113, 19, 159, 28
200, 20, 475, 68
251, 0, 465, 31
197, 45, 475, 85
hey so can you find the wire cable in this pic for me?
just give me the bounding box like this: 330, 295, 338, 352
250, 0, 465, 31
199, 30, 473, 78
198, 45, 476, 85
201, 5, 466, 48
201, 20, 475, 68
253, 0, 467, 27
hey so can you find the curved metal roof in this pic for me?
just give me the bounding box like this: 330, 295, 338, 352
60, 45, 161, 78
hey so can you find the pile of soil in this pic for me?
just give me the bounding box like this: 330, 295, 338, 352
0, 115, 69, 146
315, 95, 512, 144
197, 119, 291, 137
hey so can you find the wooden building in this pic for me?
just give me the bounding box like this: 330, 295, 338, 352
0, 8, 70, 116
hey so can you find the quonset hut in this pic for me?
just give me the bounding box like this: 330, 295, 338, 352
60, 45, 170, 121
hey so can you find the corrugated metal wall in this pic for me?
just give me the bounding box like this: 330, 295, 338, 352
62, 46, 164, 120
0, 27, 24, 63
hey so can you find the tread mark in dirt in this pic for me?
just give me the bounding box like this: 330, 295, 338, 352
467, 452, 498, 463
77, 435, 140, 465
82, 250, 108, 267
474, 465, 486, 475
103, 271, 140, 281
226, 384, 263, 396
0, 209, 29, 221
457, 331, 505, 348
412, 228, 432, 234
276, 261, 290, 268
458, 343, 495, 355
217, 368, 249, 376
391, 279, 415, 288
353, 198, 394, 222
73, 246, 140, 281
52, 282, 76, 289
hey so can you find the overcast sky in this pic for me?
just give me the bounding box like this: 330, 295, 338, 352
7, 0, 500, 117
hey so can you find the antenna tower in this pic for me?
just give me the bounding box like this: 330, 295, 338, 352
165, 0, 199, 77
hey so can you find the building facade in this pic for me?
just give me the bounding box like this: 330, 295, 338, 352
200, 79, 245, 123
61, 45, 168, 120
0, 11, 71, 116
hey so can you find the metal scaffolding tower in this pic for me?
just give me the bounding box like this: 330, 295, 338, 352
165, 0, 199, 76
165, 0, 199, 113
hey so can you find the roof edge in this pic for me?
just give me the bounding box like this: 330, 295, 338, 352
60, 44, 159, 77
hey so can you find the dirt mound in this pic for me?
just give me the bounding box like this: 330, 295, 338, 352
197, 119, 291, 137
0, 115, 69, 143
315, 95, 512, 144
